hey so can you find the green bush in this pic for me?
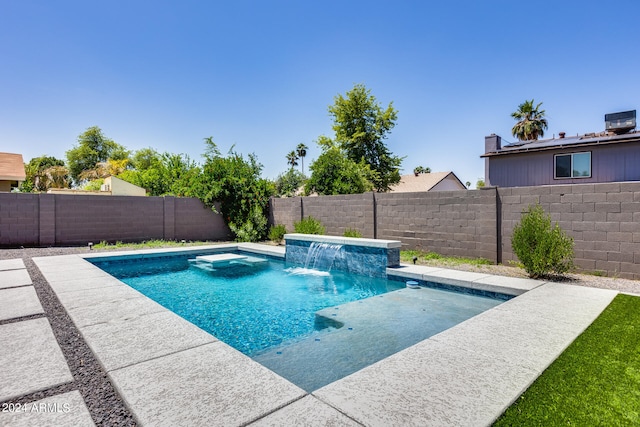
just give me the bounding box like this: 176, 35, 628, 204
511, 203, 574, 278
268, 224, 287, 243
343, 228, 362, 238
189, 140, 275, 242
294, 216, 325, 235
229, 205, 268, 242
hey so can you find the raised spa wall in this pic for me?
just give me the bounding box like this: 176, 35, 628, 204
284, 234, 401, 278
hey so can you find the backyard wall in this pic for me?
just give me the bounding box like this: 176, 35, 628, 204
3, 183, 640, 279
269, 182, 640, 279
270, 189, 498, 262
498, 182, 640, 279
0, 193, 231, 247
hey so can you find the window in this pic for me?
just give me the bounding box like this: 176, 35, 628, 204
554, 152, 591, 179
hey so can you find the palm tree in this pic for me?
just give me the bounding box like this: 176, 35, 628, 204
511, 99, 548, 141
296, 143, 308, 174
286, 151, 299, 170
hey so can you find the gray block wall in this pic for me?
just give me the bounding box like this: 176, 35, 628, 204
269, 197, 302, 233
0, 194, 230, 247
375, 189, 497, 262
498, 182, 640, 279
3, 182, 640, 279
0, 193, 40, 246
269, 182, 640, 279
302, 193, 376, 238
268, 189, 498, 263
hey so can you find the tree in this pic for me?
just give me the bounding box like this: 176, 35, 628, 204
66, 126, 129, 185
118, 149, 199, 196
305, 145, 374, 195
21, 155, 69, 192
286, 151, 299, 170
188, 140, 275, 242
328, 84, 403, 191
296, 143, 308, 174
413, 166, 431, 176
274, 169, 306, 197
511, 99, 548, 141
476, 178, 485, 189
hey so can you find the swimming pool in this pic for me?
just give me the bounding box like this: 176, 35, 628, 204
91, 249, 505, 391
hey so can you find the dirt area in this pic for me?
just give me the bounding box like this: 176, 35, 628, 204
412, 257, 640, 296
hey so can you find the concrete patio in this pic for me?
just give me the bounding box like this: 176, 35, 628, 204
0, 244, 618, 426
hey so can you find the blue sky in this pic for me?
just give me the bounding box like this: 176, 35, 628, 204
2, 1, 639, 186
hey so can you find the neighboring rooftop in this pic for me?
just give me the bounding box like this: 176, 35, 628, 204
483, 130, 640, 157
390, 171, 467, 192
0, 152, 26, 182
483, 109, 639, 157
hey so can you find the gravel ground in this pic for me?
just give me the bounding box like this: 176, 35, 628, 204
408, 258, 640, 296
1, 244, 638, 426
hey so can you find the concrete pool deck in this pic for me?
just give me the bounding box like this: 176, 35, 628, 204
1, 244, 618, 426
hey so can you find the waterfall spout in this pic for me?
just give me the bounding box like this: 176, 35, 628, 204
304, 242, 343, 271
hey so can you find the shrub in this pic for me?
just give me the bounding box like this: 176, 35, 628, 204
294, 216, 325, 235
228, 205, 268, 243
190, 141, 275, 242
343, 228, 362, 238
511, 203, 574, 278
268, 224, 287, 243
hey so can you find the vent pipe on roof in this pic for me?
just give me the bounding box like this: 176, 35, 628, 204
559, 132, 566, 139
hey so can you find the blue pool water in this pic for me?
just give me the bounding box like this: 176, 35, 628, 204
92, 250, 505, 391
92, 252, 403, 356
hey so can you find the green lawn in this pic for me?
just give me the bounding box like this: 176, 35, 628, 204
400, 249, 492, 267
494, 294, 640, 426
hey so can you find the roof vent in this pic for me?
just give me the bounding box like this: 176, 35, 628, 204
605, 110, 636, 134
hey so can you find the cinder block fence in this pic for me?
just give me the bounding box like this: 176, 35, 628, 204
271, 182, 640, 280
2, 182, 640, 279
0, 193, 231, 247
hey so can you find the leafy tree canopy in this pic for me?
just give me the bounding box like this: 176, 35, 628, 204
118, 149, 199, 196
21, 155, 69, 192
66, 126, 130, 185
305, 145, 374, 195
329, 84, 403, 191
188, 138, 275, 242
275, 169, 306, 197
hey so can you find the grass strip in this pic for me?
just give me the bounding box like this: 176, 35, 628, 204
92, 239, 214, 249
494, 293, 640, 426
400, 249, 492, 267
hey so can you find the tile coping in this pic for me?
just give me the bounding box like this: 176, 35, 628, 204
284, 233, 402, 249
31, 243, 618, 426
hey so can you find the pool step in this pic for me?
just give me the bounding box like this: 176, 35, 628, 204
189, 254, 268, 271
253, 287, 502, 392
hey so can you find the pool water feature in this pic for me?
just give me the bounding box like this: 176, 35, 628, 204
304, 242, 342, 271
91, 246, 506, 392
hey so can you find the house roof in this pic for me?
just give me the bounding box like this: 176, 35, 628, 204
482, 130, 640, 157
0, 152, 26, 181
390, 171, 466, 192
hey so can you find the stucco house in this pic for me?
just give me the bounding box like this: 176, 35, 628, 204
482, 110, 639, 187
390, 171, 467, 192
47, 176, 146, 196
0, 152, 26, 192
